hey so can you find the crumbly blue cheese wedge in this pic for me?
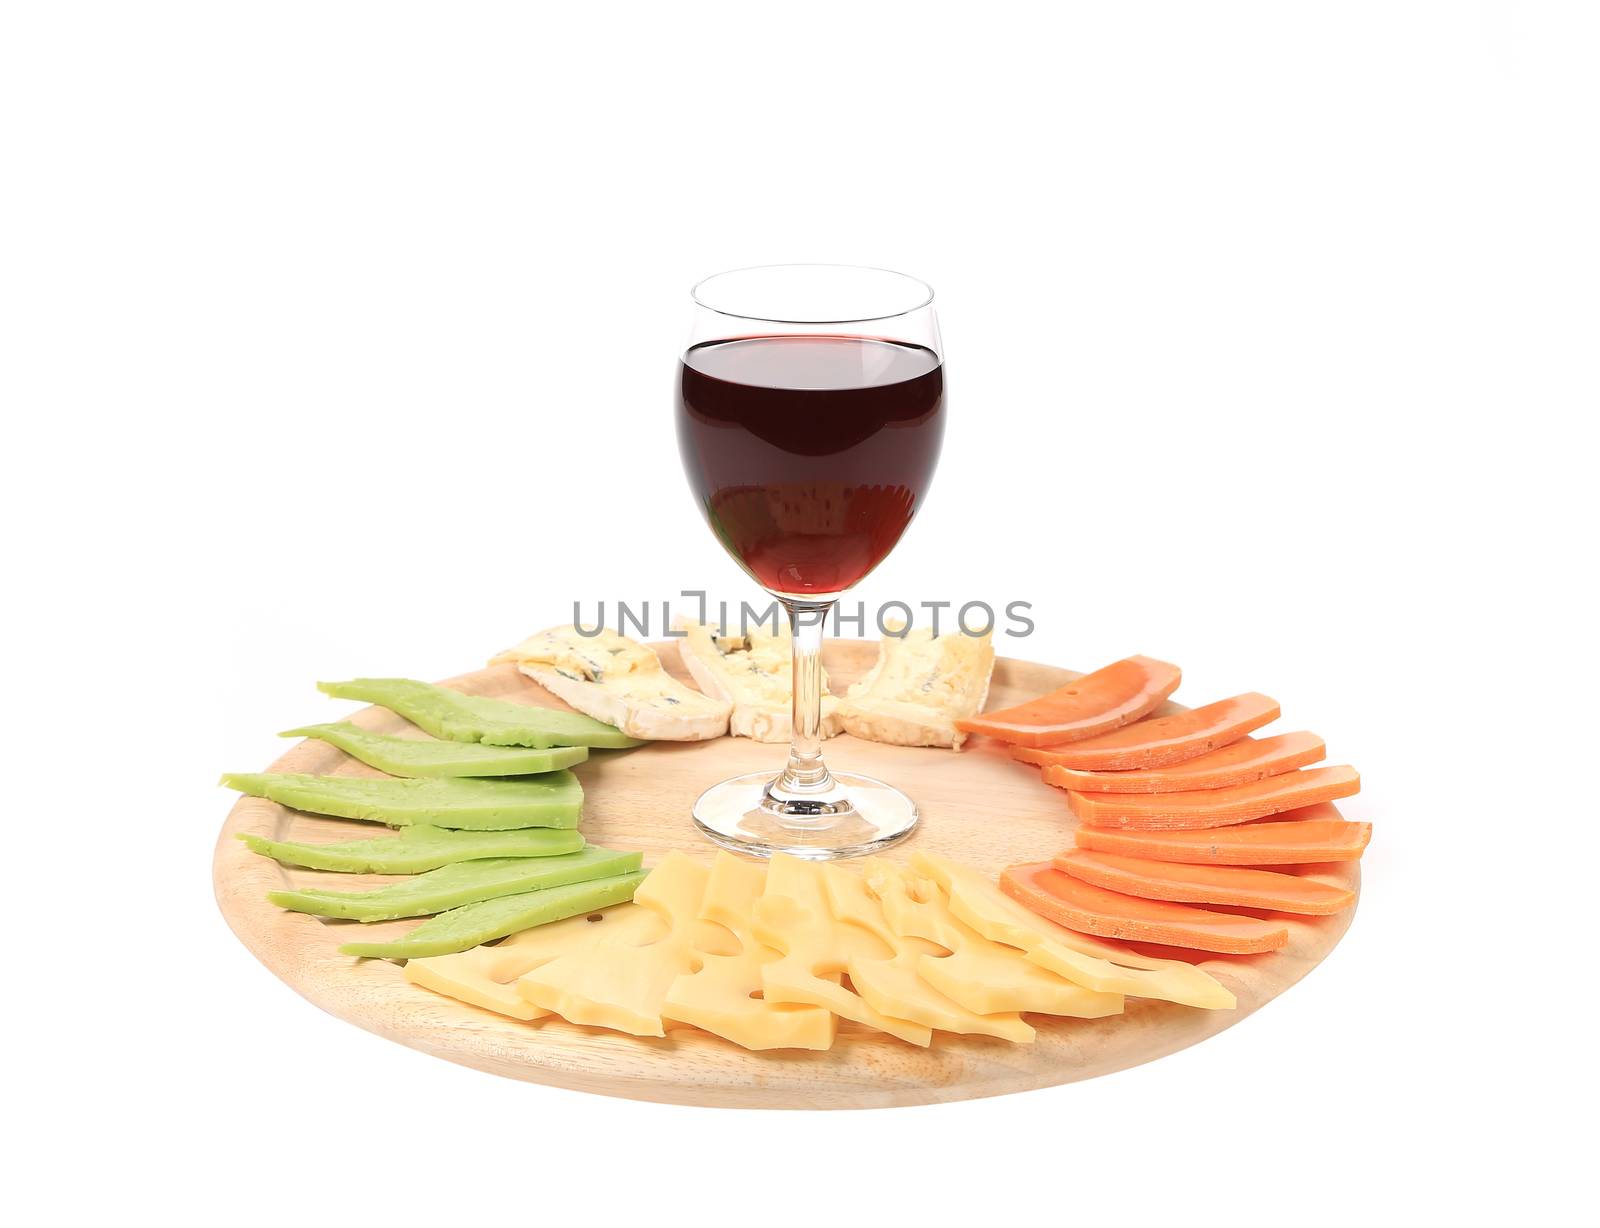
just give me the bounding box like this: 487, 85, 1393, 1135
837, 626, 995, 750
676, 620, 842, 744
492, 627, 730, 741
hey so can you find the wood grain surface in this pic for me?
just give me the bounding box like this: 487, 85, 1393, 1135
213, 641, 1359, 1109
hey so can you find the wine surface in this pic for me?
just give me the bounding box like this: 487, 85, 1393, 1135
676, 335, 944, 596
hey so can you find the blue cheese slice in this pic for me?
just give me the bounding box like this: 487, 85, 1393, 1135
676, 621, 842, 744
492, 626, 730, 741
837, 626, 995, 750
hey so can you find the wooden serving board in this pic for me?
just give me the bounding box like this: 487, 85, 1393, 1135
213, 641, 1359, 1109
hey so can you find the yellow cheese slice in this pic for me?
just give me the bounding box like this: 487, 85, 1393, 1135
660, 853, 835, 1050
911, 852, 1236, 1010
863, 861, 1124, 1019
403, 902, 663, 1020
515, 853, 724, 1036
821, 864, 1034, 1043
754, 854, 933, 1046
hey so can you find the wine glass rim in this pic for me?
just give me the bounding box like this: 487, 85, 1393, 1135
690, 263, 935, 325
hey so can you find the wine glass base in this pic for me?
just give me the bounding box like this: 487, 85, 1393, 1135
690, 770, 919, 861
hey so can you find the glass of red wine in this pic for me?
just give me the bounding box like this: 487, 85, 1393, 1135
675, 264, 944, 859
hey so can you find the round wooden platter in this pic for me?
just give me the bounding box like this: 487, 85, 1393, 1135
214, 641, 1359, 1110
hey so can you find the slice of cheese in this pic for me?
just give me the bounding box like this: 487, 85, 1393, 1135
661, 853, 835, 1050
402, 902, 663, 1020
837, 625, 995, 749
754, 854, 933, 1046
515, 852, 731, 1036
863, 860, 1124, 1019
492, 626, 730, 741
821, 864, 1034, 1043
912, 851, 1237, 1010
674, 620, 842, 743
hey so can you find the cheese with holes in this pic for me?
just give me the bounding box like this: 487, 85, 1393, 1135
660, 853, 834, 1050
863, 861, 1124, 1019
675, 620, 842, 743
754, 854, 932, 1046
822, 864, 1033, 1043
837, 626, 995, 749
492, 626, 729, 741
516, 853, 734, 1036
911, 851, 1236, 1009
403, 902, 662, 1020
400, 852, 1175, 1049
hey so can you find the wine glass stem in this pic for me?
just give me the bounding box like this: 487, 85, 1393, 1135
774, 598, 836, 797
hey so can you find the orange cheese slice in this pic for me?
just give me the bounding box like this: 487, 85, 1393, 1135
911, 851, 1236, 1009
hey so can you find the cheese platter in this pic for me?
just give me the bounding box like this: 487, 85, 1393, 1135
213, 638, 1362, 1109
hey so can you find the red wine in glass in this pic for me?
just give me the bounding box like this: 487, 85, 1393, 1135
677, 265, 944, 860
676, 335, 945, 597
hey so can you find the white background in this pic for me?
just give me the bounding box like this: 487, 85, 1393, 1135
5, 2, 1596, 1224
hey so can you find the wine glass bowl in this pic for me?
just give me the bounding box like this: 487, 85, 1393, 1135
675, 265, 945, 859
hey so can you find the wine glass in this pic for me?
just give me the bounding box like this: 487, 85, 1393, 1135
674, 264, 945, 859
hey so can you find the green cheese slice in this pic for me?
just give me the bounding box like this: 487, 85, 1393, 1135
279, 722, 588, 778
268, 846, 644, 922
237, 823, 584, 872
222, 771, 583, 829
318, 677, 641, 749
340, 869, 649, 960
